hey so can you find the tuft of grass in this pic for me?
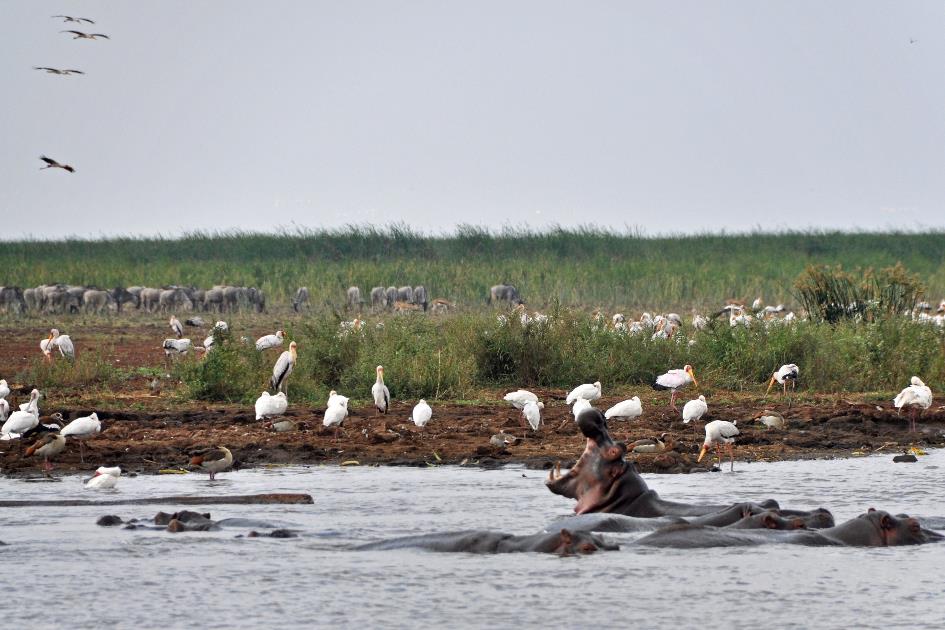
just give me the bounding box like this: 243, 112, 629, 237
17, 349, 123, 392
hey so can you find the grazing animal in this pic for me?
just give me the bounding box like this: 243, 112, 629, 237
39, 155, 75, 172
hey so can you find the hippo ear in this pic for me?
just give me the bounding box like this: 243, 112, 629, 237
559, 529, 573, 545
867, 507, 876, 513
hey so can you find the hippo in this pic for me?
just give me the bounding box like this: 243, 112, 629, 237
546, 409, 829, 524
356, 529, 618, 556
635, 509, 942, 548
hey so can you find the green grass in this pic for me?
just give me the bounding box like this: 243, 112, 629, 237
165, 311, 945, 404
3, 227, 945, 310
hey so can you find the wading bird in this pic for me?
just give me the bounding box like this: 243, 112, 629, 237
698, 420, 740, 472
682, 395, 708, 429
26, 432, 66, 476
169, 316, 183, 338
766, 364, 799, 398
412, 399, 432, 435
372, 365, 390, 415
893, 376, 933, 433
39, 155, 75, 173
270, 341, 297, 394
33, 67, 84, 75
84, 466, 121, 489
254, 391, 287, 420
190, 446, 233, 480
52, 15, 95, 24
60, 30, 110, 40
566, 381, 602, 405
255, 330, 284, 351
522, 400, 544, 431
2, 389, 40, 438
503, 389, 539, 409
60, 412, 101, 463
323, 401, 348, 440
327, 390, 349, 408
604, 397, 642, 421
50, 329, 75, 359
653, 365, 698, 411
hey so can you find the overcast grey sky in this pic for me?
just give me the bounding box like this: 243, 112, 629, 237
3, 1, 943, 239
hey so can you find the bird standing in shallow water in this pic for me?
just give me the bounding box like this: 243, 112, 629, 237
84, 466, 121, 489
190, 446, 233, 480
698, 420, 739, 472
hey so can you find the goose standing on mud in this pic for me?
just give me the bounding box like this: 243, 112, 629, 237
255, 330, 284, 351
766, 364, 799, 397
604, 397, 642, 421
698, 420, 739, 472
84, 466, 121, 489
60, 412, 101, 463
2, 389, 41, 438
26, 433, 66, 475
255, 391, 287, 420
653, 365, 697, 411
504, 389, 539, 409
566, 381, 601, 405
270, 341, 297, 395
190, 446, 233, 480
894, 376, 933, 433
372, 365, 390, 415
522, 400, 544, 431
169, 316, 184, 338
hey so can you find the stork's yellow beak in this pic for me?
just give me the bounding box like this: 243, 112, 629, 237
688, 367, 698, 387
765, 375, 776, 395
697, 445, 708, 462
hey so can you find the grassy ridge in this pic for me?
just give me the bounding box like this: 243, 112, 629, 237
3, 227, 945, 310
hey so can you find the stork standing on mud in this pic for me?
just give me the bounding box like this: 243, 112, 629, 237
894, 376, 932, 433
766, 364, 799, 399
653, 365, 697, 411
270, 341, 297, 395
372, 365, 390, 415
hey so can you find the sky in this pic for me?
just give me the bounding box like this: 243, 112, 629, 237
2, 0, 943, 239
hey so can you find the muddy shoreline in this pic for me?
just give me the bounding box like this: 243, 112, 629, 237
3, 397, 943, 478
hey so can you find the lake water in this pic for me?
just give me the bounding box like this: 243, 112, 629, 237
1, 451, 943, 630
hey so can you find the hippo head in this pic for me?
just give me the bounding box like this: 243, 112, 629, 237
549, 529, 620, 556
752, 510, 807, 530
853, 509, 944, 546
546, 409, 649, 514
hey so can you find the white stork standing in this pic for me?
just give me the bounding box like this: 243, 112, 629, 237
270, 341, 297, 395
766, 364, 799, 398
254, 391, 287, 420
566, 381, 601, 405
255, 330, 284, 351
60, 412, 101, 463
698, 420, 740, 472
169, 316, 184, 338
893, 376, 933, 433
682, 395, 708, 431
604, 397, 643, 421
372, 365, 390, 415
653, 365, 698, 410
503, 389, 539, 409
50, 329, 75, 359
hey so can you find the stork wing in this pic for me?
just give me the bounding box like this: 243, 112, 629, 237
61, 30, 86, 35
91, 33, 110, 39
40, 155, 59, 166
719, 422, 740, 438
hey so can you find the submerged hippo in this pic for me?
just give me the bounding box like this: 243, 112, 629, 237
546, 409, 825, 520
635, 509, 942, 548
356, 529, 618, 556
